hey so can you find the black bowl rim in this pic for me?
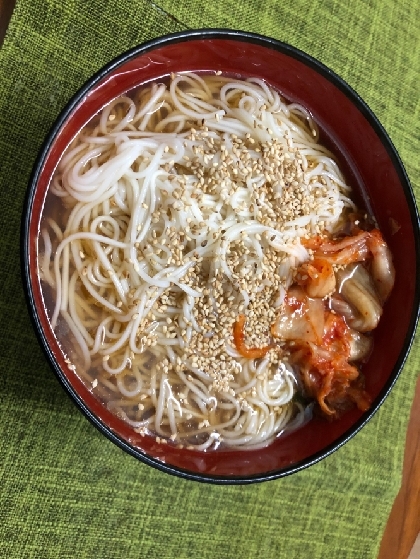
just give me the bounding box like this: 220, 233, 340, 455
21, 28, 420, 485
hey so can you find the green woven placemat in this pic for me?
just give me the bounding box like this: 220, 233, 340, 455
0, 1, 419, 558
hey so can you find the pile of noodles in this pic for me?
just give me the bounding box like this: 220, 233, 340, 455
39, 72, 354, 450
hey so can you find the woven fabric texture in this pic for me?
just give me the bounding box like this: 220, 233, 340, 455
0, 0, 419, 558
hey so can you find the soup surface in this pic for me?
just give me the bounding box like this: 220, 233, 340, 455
38, 73, 395, 451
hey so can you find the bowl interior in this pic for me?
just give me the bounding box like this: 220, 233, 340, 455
25, 33, 419, 481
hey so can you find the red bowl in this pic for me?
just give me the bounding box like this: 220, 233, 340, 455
21, 29, 420, 483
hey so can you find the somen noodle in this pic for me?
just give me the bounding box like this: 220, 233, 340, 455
38, 72, 394, 451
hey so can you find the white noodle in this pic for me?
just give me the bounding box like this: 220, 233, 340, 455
39, 73, 354, 450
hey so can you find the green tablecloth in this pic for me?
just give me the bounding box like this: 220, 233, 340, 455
1, 1, 419, 557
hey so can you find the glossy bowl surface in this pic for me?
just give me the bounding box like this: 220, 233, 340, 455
22, 29, 420, 483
